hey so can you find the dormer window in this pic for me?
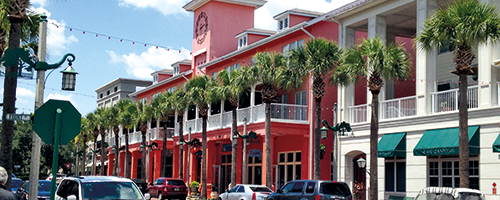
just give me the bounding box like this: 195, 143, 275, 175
173, 66, 180, 75
278, 16, 289, 31
238, 35, 247, 49
153, 75, 158, 83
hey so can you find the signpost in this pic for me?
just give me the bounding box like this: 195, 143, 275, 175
33, 99, 81, 200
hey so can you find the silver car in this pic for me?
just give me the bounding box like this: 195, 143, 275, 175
218, 184, 273, 200
414, 187, 485, 200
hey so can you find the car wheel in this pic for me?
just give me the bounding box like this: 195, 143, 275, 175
158, 193, 163, 200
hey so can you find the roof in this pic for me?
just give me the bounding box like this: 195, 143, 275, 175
128, 70, 193, 97
95, 78, 152, 93
183, 0, 267, 12
324, 0, 374, 21
172, 59, 192, 66
65, 176, 134, 183
273, 8, 324, 20
235, 28, 276, 38
151, 69, 173, 76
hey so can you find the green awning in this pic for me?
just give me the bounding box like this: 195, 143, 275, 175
493, 134, 500, 153
378, 132, 406, 157
413, 126, 480, 156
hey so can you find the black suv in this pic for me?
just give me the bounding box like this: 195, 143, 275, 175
267, 180, 352, 200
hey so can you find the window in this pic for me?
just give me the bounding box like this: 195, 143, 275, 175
213, 72, 217, 80
272, 94, 288, 119
225, 63, 240, 75
139, 97, 147, 104
237, 186, 245, 193
278, 151, 301, 188
153, 75, 158, 83
295, 90, 307, 120
278, 16, 289, 31
291, 181, 304, 193
428, 158, 479, 189
99, 93, 103, 98
107, 90, 110, 95
282, 39, 304, 57
248, 156, 262, 185
114, 86, 118, 92
173, 66, 180, 75
385, 158, 406, 192
167, 87, 177, 93
305, 182, 316, 194
238, 36, 247, 49
152, 92, 161, 99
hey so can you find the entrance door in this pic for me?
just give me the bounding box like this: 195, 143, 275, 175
353, 155, 366, 200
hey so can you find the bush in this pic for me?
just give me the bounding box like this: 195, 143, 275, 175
190, 181, 200, 188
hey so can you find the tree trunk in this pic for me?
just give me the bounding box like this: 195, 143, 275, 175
92, 141, 97, 175
114, 127, 120, 176
100, 132, 106, 175
265, 102, 272, 188
231, 107, 238, 188
142, 131, 147, 181
201, 116, 208, 199
369, 91, 379, 200
458, 73, 469, 188
314, 97, 322, 180
81, 141, 87, 175
125, 129, 131, 178
179, 115, 184, 180
0, 19, 23, 190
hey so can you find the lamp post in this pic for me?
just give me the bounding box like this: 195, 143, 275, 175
233, 118, 259, 184
179, 128, 201, 186
320, 110, 351, 181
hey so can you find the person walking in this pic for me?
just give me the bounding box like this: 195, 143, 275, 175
0, 166, 17, 200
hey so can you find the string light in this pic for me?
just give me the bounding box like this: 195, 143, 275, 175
2, 77, 97, 99
49, 22, 191, 54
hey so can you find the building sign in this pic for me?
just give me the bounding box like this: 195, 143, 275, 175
248, 149, 262, 157
222, 143, 232, 152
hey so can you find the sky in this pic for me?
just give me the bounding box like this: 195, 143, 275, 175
1, 0, 355, 117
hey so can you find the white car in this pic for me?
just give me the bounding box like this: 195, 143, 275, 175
414, 187, 485, 200
218, 184, 272, 200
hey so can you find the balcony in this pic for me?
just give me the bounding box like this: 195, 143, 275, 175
108, 127, 176, 147
183, 103, 308, 134
431, 85, 478, 113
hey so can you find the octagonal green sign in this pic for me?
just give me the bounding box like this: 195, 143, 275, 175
34, 99, 81, 145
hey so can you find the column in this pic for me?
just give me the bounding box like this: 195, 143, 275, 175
416, 0, 437, 115
250, 86, 256, 122
478, 0, 499, 107
339, 27, 356, 123
367, 15, 387, 122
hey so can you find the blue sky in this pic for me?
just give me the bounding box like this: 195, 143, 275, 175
1, 0, 354, 116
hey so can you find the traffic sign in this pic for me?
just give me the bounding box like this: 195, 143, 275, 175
33, 99, 81, 145
5, 113, 31, 121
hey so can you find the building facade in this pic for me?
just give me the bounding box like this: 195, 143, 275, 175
105, 0, 500, 199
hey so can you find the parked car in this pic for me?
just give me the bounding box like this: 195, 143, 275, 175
54, 176, 151, 200
218, 184, 272, 200
266, 180, 352, 200
19, 180, 52, 200
414, 187, 485, 200
131, 178, 149, 194
46, 173, 66, 184
11, 178, 23, 193
148, 177, 187, 200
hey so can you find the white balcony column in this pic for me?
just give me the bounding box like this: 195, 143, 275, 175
174, 111, 179, 136
220, 100, 225, 129
250, 85, 256, 123
367, 15, 387, 122
385, 33, 396, 101
416, 0, 437, 115
339, 27, 356, 123
195, 105, 199, 132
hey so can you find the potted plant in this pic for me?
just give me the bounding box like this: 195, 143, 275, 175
190, 181, 200, 196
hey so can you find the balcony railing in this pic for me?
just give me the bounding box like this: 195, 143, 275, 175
348, 104, 368, 124
380, 96, 417, 120
431, 85, 478, 113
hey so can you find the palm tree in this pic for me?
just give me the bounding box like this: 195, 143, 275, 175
134, 101, 153, 181
86, 111, 100, 175
186, 75, 218, 198
249, 52, 303, 188
331, 36, 411, 200
416, 0, 500, 188
151, 92, 174, 177
116, 99, 137, 178
169, 88, 189, 179
78, 117, 92, 175
290, 38, 341, 180
0, 0, 32, 189
95, 107, 109, 175
106, 106, 121, 176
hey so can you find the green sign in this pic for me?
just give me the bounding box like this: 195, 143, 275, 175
33, 99, 81, 145
5, 113, 31, 121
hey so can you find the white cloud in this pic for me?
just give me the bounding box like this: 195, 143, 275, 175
30, 7, 78, 59
17, 87, 35, 98
118, 0, 190, 16
107, 46, 191, 79
31, 0, 48, 7
46, 92, 77, 107
255, 0, 355, 30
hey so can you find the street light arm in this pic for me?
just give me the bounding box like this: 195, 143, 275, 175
233, 130, 249, 139
35, 53, 75, 70
321, 119, 337, 131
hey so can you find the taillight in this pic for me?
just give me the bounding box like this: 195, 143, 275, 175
252, 192, 256, 200
315, 194, 321, 200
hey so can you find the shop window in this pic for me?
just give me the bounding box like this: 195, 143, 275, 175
248, 156, 262, 185
427, 158, 479, 189
277, 151, 301, 188
385, 158, 406, 192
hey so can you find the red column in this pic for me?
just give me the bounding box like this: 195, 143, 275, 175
107, 153, 114, 176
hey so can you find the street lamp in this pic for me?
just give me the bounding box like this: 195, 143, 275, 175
357, 157, 366, 169
232, 132, 239, 146
61, 65, 78, 91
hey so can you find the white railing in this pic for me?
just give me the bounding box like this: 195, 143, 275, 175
252, 104, 265, 123
431, 85, 479, 113
380, 96, 417, 120
270, 103, 308, 121
348, 104, 368, 123
208, 113, 221, 130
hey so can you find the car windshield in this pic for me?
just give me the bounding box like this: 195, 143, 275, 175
11, 179, 22, 188
319, 183, 350, 196
250, 187, 272, 192
167, 180, 185, 186
82, 182, 143, 200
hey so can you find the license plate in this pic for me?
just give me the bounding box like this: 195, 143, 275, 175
174, 188, 179, 191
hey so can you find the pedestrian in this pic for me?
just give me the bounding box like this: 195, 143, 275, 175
0, 166, 17, 200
